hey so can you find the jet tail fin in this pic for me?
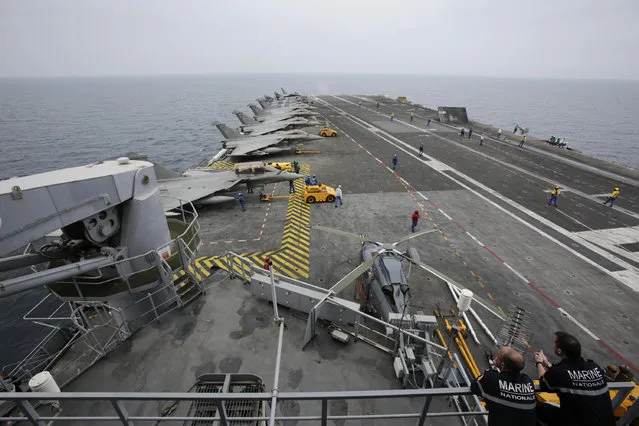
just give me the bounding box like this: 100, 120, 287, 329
281, 87, 288, 95
274, 92, 281, 100
257, 99, 269, 109
249, 104, 265, 117
213, 122, 242, 140
233, 111, 258, 125
153, 163, 182, 180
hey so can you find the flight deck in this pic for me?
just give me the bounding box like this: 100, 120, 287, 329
4, 92, 639, 425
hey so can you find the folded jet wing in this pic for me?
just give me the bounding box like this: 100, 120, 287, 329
240, 117, 319, 135
213, 123, 322, 157
250, 103, 319, 120
157, 162, 303, 210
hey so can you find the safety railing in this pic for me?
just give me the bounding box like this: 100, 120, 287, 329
9, 278, 185, 386
1, 382, 636, 425
2, 326, 76, 383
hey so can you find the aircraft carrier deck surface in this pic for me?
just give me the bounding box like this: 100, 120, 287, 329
38, 94, 639, 425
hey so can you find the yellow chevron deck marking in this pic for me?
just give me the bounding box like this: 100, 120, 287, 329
280, 250, 310, 272
269, 253, 303, 278
202, 164, 312, 281
284, 244, 310, 259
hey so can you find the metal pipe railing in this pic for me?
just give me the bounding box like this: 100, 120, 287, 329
1, 382, 636, 425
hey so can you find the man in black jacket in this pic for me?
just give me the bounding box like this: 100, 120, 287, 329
471, 346, 537, 426
534, 331, 615, 426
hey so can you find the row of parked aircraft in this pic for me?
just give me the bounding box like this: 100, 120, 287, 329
212, 88, 323, 158
155, 89, 318, 210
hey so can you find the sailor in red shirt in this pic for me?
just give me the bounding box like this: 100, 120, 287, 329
411, 210, 420, 233
263, 256, 272, 271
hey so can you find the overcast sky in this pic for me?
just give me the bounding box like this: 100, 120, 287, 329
1, 0, 638, 79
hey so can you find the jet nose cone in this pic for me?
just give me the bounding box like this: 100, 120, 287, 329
281, 172, 305, 180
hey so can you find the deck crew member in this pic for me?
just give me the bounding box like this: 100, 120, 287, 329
236, 192, 246, 212
497, 128, 502, 139
410, 112, 414, 122
334, 185, 343, 207
534, 331, 615, 426
358, 101, 362, 107
460, 128, 465, 137
305, 175, 311, 185
468, 128, 473, 139
419, 142, 424, 156
411, 210, 420, 232
390, 112, 395, 122
376, 102, 380, 109
548, 185, 560, 207
263, 256, 272, 271
519, 135, 526, 147
310, 175, 318, 185
603, 187, 619, 207
427, 118, 431, 126
471, 346, 537, 426
289, 180, 295, 194
392, 154, 398, 170
480, 135, 484, 146
293, 160, 300, 174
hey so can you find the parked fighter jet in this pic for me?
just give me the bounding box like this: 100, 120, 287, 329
275, 88, 300, 98
213, 123, 321, 157
237, 116, 319, 135
252, 103, 318, 118
155, 161, 303, 210
235, 108, 319, 125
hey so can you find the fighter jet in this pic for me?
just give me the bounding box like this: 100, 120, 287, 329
275, 88, 300, 99
257, 96, 307, 107
252, 100, 310, 112
236, 116, 319, 135
238, 106, 319, 124
156, 161, 303, 210
213, 123, 322, 157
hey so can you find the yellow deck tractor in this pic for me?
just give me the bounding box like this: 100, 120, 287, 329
319, 128, 338, 137
303, 184, 336, 204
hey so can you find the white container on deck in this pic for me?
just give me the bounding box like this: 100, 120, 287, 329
29, 371, 61, 407
28, 371, 61, 393
457, 289, 474, 313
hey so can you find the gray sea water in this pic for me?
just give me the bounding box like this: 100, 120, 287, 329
1, 74, 638, 370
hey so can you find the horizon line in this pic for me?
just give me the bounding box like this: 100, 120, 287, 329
0, 72, 638, 82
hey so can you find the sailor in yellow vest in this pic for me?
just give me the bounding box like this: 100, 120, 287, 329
603, 187, 620, 207
519, 135, 526, 147
547, 185, 560, 207
390, 112, 395, 122
410, 112, 414, 122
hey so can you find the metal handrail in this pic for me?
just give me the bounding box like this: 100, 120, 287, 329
1, 382, 636, 425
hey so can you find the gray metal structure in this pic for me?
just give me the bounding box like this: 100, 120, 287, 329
158, 162, 303, 209
0, 157, 204, 396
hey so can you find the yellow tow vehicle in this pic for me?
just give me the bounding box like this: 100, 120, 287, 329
303, 184, 336, 204
319, 128, 338, 137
